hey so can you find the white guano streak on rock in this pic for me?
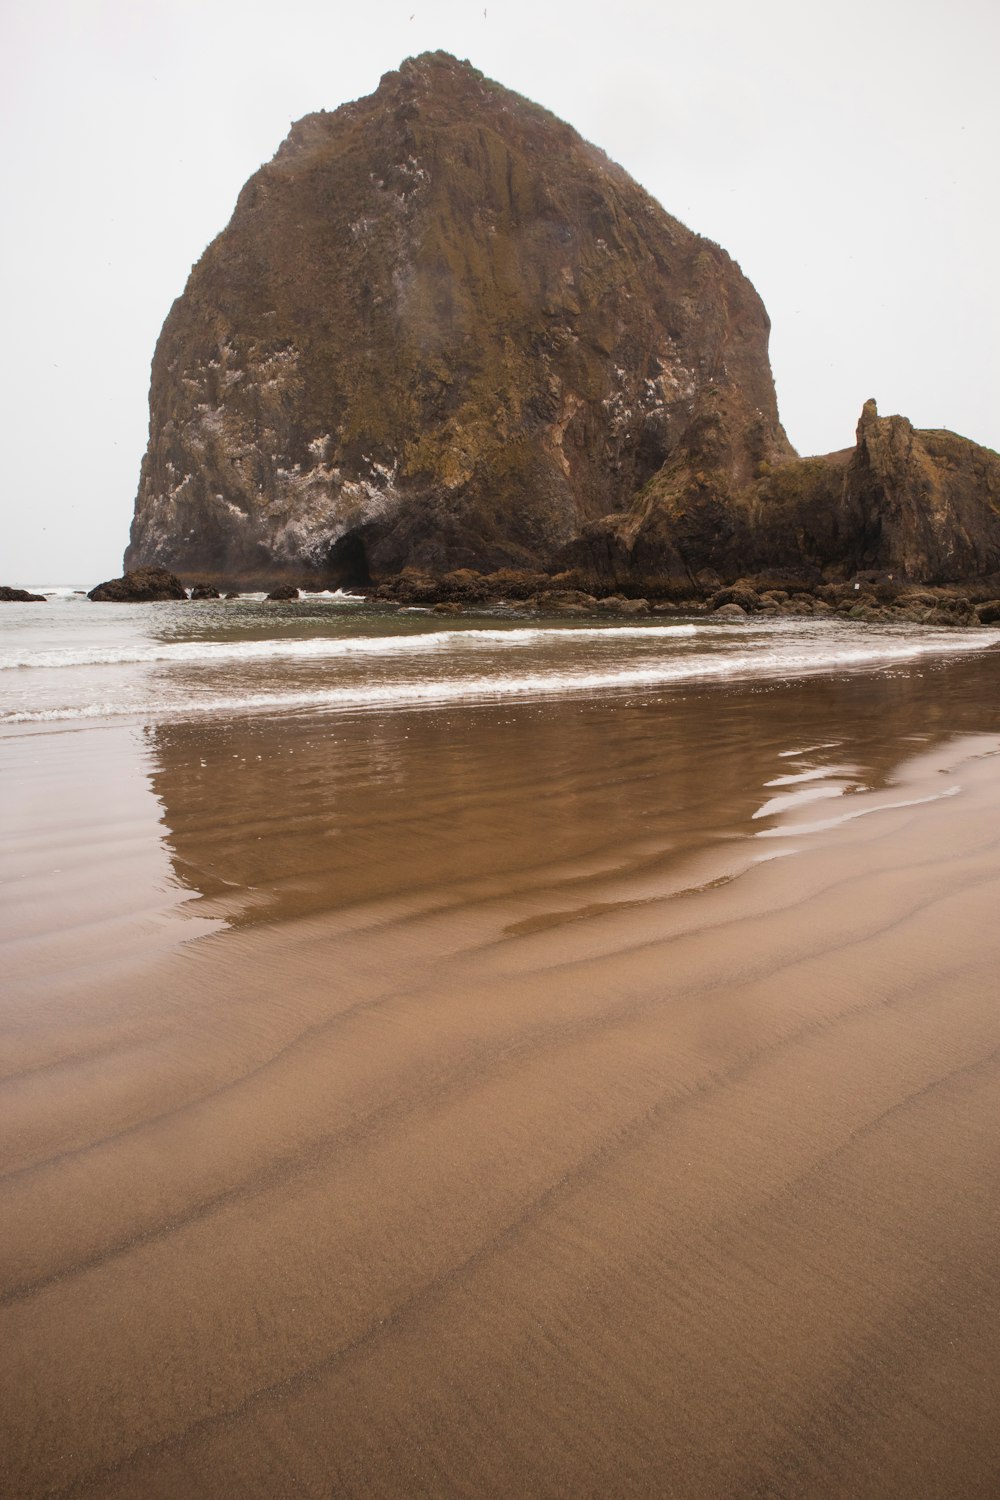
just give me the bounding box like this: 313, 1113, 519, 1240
271, 451, 401, 564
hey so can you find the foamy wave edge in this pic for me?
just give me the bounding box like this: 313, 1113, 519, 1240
0, 622, 699, 671
4, 633, 998, 725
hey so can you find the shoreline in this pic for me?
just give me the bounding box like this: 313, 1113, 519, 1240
3, 658, 1000, 1496
9, 566, 1000, 630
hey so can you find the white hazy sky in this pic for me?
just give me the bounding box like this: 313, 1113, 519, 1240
2, 0, 997, 583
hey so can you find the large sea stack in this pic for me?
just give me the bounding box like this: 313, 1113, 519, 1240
126, 52, 1000, 591
125, 52, 791, 587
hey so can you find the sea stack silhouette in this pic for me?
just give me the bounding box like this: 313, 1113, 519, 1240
126, 52, 1000, 592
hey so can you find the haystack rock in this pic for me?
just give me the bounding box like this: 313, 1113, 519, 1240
126, 52, 1000, 592
125, 52, 792, 589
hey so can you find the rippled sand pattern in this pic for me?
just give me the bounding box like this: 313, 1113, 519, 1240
3, 657, 1000, 1497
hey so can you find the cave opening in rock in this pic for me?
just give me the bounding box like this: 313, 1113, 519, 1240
325, 531, 372, 588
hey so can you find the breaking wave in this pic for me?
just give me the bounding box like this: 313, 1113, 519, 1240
0, 623, 700, 671
5, 630, 998, 725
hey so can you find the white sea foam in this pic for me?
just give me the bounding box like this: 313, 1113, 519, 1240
4, 632, 998, 725
777, 741, 843, 758
301, 589, 367, 602
0, 623, 700, 671
755, 784, 961, 837
764, 764, 854, 787
27, 586, 89, 598
752, 782, 848, 819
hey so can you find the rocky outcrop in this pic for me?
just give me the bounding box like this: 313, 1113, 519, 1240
572, 400, 1000, 590
368, 562, 1000, 625
125, 54, 1000, 594
125, 51, 790, 588
88, 566, 187, 602
749, 401, 1000, 583
843, 401, 1000, 580
0, 586, 45, 602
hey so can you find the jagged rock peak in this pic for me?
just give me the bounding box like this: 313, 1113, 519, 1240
126, 53, 790, 587
278, 54, 579, 150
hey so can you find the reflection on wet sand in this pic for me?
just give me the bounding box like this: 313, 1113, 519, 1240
145, 660, 986, 930
3, 655, 1000, 1498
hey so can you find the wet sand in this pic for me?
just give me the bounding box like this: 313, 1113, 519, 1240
3, 657, 1000, 1498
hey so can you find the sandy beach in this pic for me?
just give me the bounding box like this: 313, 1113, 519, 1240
3, 648, 1000, 1498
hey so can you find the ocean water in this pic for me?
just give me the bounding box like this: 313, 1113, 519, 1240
3, 589, 999, 727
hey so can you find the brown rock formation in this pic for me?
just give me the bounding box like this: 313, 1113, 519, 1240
125, 54, 1000, 593
0, 586, 45, 602
125, 52, 790, 588
843, 401, 1000, 580
573, 401, 1000, 591
88, 566, 187, 602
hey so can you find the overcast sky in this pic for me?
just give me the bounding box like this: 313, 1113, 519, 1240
3, 0, 997, 583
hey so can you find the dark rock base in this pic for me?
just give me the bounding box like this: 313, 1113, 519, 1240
88, 567, 188, 602
1, 586, 46, 602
